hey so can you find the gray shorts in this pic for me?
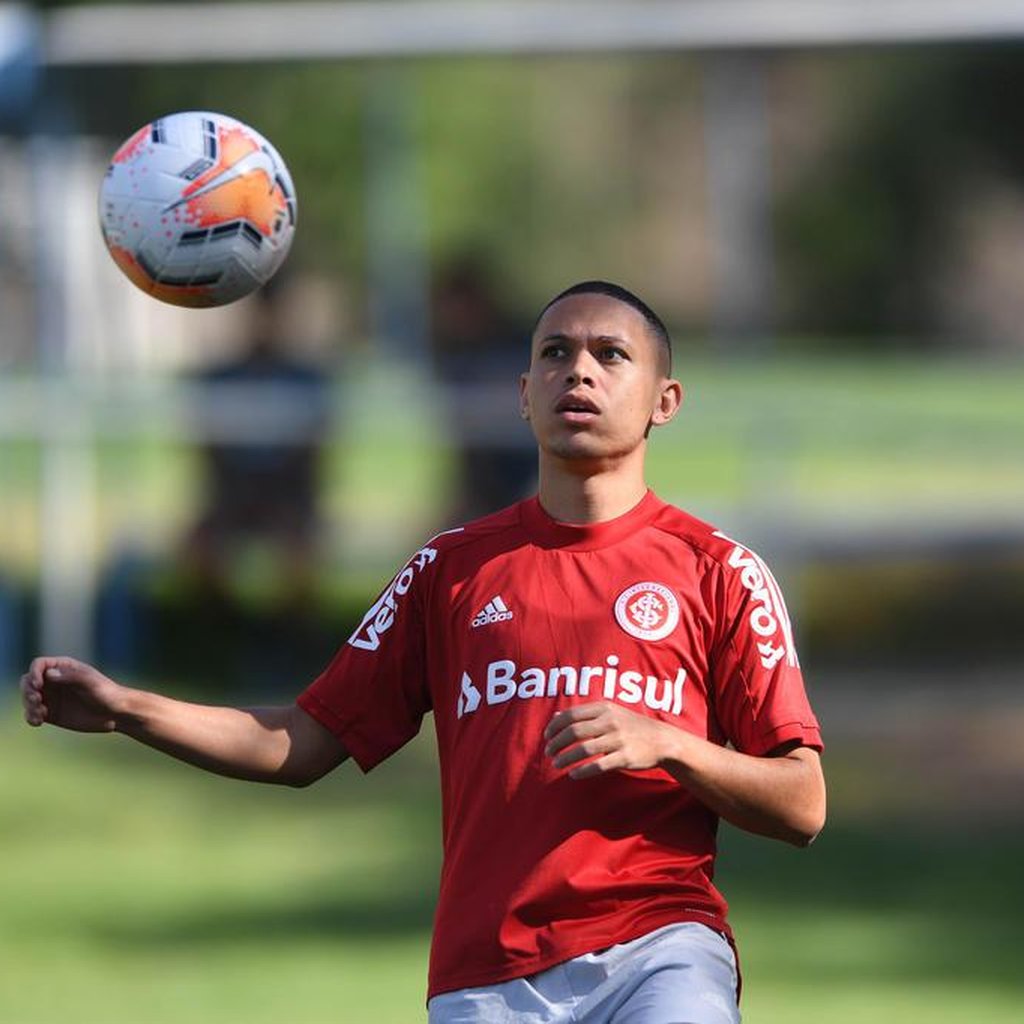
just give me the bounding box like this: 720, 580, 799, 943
428, 922, 740, 1024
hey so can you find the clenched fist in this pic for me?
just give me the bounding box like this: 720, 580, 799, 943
20, 657, 128, 733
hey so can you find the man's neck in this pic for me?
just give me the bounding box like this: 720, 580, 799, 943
536, 452, 649, 524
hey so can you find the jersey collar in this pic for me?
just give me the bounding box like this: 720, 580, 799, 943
519, 489, 663, 551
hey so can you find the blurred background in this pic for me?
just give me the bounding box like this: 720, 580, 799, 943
2, 2, 1022, 1022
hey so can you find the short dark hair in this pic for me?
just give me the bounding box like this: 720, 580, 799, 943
535, 280, 672, 375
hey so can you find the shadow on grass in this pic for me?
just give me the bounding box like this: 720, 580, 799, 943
94, 884, 438, 947
717, 821, 1024, 990
89, 815, 1024, 998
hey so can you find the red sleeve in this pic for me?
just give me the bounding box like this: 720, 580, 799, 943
708, 540, 822, 756
297, 544, 437, 772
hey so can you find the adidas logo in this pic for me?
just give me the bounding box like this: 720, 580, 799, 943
471, 595, 513, 628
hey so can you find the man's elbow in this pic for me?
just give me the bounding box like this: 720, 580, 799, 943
788, 818, 824, 848
283, 769, 320, 789
787, 801, 826, 848
782, 748, 826, 847
279, 705, 350, 787
279, 757, 339, 788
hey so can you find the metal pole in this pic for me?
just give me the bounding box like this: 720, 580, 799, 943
363, 64, 431, 363
702, 51, 776, 348
31, 123, 97, 660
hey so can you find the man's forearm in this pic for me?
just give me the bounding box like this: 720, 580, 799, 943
544, 702, 825, 844
659, 731, 825, 846
115, 689, 316, 786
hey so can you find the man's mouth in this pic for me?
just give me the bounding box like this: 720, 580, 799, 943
554, 394, 600, 417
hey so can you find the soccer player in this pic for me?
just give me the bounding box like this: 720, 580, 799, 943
21, 281, 825, 1023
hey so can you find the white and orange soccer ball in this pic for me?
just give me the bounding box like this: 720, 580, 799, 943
99, 111, 297, 307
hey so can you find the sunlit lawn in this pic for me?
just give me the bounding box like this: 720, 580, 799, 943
1, 707, 440, 1024
721, 825, 1024, 1022
3, 704, 1022, 1023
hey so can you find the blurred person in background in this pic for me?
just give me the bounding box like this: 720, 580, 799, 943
98, 275, 336, 686
430, 254, 536, 521
180, 275, 333, 609
23, 281, 825, 1024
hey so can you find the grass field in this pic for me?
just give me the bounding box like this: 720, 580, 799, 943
3, 703, 1022, 1024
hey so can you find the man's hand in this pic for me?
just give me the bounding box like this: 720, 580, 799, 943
20, 655, 349, 786
544, 702, 674, 779
543, 701, 826, 845
20, 657, 126, 733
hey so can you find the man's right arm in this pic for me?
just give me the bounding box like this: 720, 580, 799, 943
20, 656, 349, 787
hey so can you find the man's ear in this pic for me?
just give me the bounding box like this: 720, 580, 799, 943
650, 378, 683, 427
519, 372, 531, 419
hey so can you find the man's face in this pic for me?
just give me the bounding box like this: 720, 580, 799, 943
519, 293, 681, 464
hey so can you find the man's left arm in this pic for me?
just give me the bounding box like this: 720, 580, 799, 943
544, 704, 825, 847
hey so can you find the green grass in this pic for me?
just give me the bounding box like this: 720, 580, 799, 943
1, 706, 441, 1024
3, 703, 1022, 1023
719, 826, 1024, 1022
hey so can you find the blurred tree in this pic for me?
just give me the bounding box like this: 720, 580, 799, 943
776, 47, 1024, 343
46, 47, 707, 338
34, 3, 1024, 349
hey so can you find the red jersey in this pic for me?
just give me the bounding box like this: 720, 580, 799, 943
298, 490, 822, 998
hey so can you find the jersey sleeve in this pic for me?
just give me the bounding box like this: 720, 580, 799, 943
297, 542, 438, 772
707, 535, 823, 756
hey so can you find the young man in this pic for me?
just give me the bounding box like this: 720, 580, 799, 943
21, 281, 825, 1023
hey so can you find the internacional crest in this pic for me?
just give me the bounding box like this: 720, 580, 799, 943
614, 582, 680, 642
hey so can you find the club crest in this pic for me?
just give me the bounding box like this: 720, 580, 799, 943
614, 582, 680, 642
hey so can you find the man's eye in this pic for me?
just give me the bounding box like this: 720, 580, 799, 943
541, 344, 565, 358
601, 347, 626, 361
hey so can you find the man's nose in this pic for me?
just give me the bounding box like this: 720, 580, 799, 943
564, 352, 595, 386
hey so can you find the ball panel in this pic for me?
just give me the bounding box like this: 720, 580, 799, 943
111, 125, 150, 165
184, 166, 290, 237
98, 111, 297, 308
106, 243, 222, 307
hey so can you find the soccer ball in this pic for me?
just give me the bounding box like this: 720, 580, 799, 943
99, 111, 297, 307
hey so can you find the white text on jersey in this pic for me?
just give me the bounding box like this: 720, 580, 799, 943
457, 656, 686, 719
347, 530, 463, 651
471, 595, 513, 628
713, 531, 797, 670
